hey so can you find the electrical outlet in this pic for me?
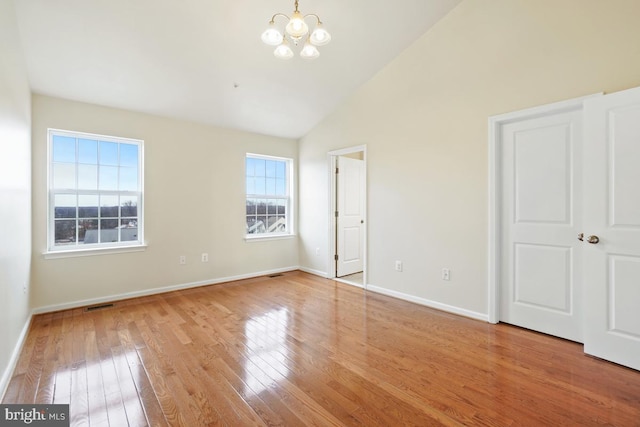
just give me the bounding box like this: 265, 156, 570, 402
179, 255, 186, 265
23, 283, 27, 294
442, 268, 450, 281
395, 260, 403, 272
201, 253, 209, 262
315, 247, 320, 256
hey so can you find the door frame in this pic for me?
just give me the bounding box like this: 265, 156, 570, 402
327, 145, 367, 288
487, 94, 601, 324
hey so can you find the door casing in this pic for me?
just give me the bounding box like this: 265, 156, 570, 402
327, 145, 367, 287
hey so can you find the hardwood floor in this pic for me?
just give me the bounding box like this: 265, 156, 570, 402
3, 271, 640, 426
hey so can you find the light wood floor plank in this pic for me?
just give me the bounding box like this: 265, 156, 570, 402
4, 271, 640, 426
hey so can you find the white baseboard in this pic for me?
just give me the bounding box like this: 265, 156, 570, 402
297, 266, 328, 278
335, 278, 365, 289
366, 284, 489, 322
32, 266, 300, 314
0, 313, 33, 401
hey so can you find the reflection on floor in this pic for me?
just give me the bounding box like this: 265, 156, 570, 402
337, 271, 363, 286
5, 271, 640, 425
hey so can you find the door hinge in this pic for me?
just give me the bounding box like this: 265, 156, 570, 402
335, 211, 339, 217
334, 254, 339, 261
335, 167, 339, 174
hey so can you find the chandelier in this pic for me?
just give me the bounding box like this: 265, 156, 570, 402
261, 0, 331, 60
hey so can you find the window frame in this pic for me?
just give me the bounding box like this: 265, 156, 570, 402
46, 128, 145, 256
245, 153, 294, 240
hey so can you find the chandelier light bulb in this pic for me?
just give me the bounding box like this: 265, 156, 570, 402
300, 39, 320, 60
274, 40, 294, 59
285, 10, 309, 39
310, 23, 331, 46
261, 22, 283, 46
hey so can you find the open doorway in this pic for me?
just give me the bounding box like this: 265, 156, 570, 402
328, 145, 367, 288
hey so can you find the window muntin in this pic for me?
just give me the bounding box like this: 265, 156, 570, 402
48, 129, 143, 251
246, 154, 292, 236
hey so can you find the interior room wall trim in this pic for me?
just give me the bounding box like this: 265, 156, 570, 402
367, 284, 488, 322
298, 266, 328, 278
0, 315, 33, 401
31, 267, 299, 315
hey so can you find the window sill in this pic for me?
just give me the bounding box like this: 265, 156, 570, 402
244, 234, 296, 243
44, 244, 147, 259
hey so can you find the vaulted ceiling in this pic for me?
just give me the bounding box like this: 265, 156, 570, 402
13, 0, 462, 138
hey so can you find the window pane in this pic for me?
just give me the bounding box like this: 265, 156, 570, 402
120, 143, 138, 167
255, 215, 267, 233
99, 141, 118, 166
120, 219, 138, 242
266, 178, 276, 195
246, 199, 256, 215
54, 220, 76, 245
78, 139, 97, 164
246, 157, 256, 177
119, 167, 138, 191
267, 216, 277, 233
277, 215, 286, 232
255, 159, 265, 176
276, 161, 285, 179
254, 177, 266, 195
256, 200, 267, 215
246, 177, 255, 194
100, 195, 118, 217
54, 194, 76, 218
52, 135, 76, 163
121, 196, 138, 217
246, 216, 258, 233
78, 164, 98, 190
99, 166, 118, 190
100, 219, 119, 243
79, 219, 98, 243
267, 200, 277, 214
266, 160, 277, 178
275, 178, 286, 196
79, 195, 99, 218
53, 163, 76, 189
277, 199, 286, 215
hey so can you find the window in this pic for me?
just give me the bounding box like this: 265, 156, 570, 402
48, 129, 144, 252
245, 154, 293, 237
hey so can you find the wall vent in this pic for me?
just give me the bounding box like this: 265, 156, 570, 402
84, 303, 115, 312
268, 273, 284, 278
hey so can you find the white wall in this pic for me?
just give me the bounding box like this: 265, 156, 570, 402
0, 0, 32, 397
298, 0, 640, 317
31, 95, 298, 310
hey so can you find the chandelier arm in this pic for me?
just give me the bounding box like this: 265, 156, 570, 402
303, 14, 322, 25
270, 13, 290, 24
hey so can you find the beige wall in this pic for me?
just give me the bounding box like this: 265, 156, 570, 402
31, 95, 298, 310
298, 0, 640, 316
0, 0, 32, 395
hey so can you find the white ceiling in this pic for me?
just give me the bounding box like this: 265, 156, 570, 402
13, 0, 461, 139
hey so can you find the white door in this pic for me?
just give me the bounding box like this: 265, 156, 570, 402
583, 87, 640, 370
336, 156, 365, 277
499, 107, 584, 342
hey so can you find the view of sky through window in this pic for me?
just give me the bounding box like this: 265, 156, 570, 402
49, 130, 143, 249
246, 155, 290, 235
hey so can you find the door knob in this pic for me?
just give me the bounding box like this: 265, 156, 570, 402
586, 235, 600, 244
578, 233, 584, 241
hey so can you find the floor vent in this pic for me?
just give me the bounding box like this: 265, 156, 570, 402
268, 273, 284, 278
84, 303, 115, 312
